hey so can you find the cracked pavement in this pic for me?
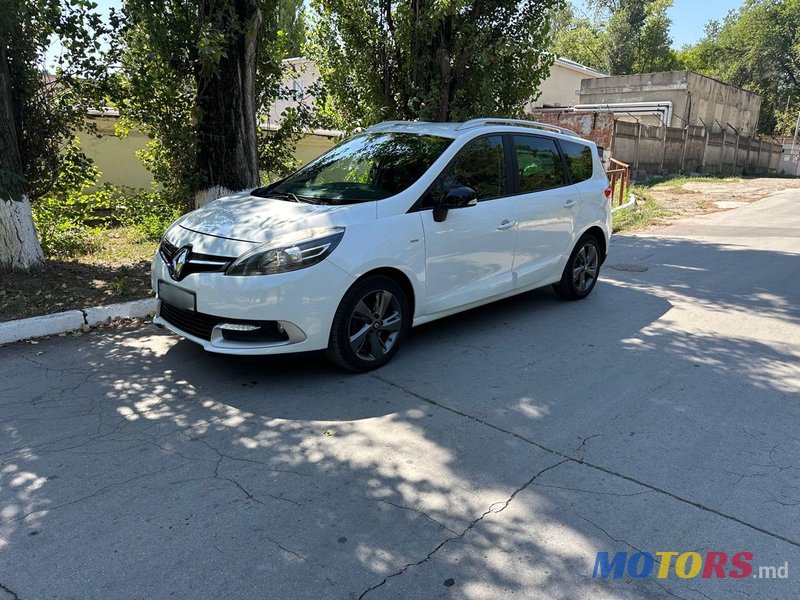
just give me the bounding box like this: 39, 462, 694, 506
1, 190, 799, 599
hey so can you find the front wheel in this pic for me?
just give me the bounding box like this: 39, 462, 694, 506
553, 234, 602, 300
327, 275, 410, 372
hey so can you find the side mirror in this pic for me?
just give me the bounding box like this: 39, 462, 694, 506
433, 186, 477, 222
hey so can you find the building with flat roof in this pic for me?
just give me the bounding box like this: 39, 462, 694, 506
577, 71, 762, 135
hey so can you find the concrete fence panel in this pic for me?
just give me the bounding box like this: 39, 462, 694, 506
527, 111, 783, 177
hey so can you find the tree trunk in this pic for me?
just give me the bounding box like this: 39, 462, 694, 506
0, 196, 44, 271
0, 37, 44, 271
194, 0, 262, 208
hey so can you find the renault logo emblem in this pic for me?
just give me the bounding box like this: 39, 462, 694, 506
169, 246, 191, 280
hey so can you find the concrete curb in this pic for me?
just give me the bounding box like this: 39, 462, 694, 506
611, 193, 637, 213
0, 298, 156, 345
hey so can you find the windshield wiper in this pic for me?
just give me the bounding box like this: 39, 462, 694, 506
259, 191, 301, 202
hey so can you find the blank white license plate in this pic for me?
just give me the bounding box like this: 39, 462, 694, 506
158, 280, 196, 311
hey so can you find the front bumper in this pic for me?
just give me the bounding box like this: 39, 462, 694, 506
151, 251, 355, 355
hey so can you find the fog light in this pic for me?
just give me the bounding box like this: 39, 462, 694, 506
219, 323, 260, 332
218, 321, 290, 343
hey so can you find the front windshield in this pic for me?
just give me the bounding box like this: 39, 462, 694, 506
269, 132, 453, 205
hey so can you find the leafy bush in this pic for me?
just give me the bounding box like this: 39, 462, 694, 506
31, 141, 104, 259
32, 196, 104, 259
113, 187, 183, 241
32, 140, 183, 259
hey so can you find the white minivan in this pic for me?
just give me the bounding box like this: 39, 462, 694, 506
152, 119, 611, 371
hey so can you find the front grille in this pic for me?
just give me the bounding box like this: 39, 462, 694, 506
159, 302, 221, 340
159, 239, 234, 281
159, 302, 290, 344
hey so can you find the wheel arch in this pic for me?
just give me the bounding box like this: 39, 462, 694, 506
354, 267, 417, 319
579, 225, 608, 265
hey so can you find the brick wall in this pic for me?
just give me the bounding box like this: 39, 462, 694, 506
528, 111, 615, 151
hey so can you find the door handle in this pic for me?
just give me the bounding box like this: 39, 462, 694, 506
497, 219, 517, 231
564, 199, 578, 208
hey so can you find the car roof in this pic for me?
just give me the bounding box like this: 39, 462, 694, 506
364, 118, 589, 144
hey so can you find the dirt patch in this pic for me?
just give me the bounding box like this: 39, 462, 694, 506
0, 228, 157, 322
645, 177, 800, 220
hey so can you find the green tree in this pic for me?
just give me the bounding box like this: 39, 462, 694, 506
276, 0, 306, 58
114, 0, 311, 208
677, 0, 800, 134
549, 5, 606, 72
309, 0, 559, 130
600, 0, 678, 75
0, 0, 109, 271
550, 1, 678, 76
115, 0, 267, 208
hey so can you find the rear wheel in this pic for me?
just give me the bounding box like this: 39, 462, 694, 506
553, 234, 602, 300
327, 275, 410, 372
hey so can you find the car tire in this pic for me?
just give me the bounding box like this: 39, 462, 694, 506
327, 275, 410, 372
553, 233, 602, 301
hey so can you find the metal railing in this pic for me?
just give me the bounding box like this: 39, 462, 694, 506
606, 158, 631, 209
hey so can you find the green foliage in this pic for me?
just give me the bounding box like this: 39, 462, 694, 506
114, 188, 183, 242
0, 0, 111, 199
611, 187, 672, 232
276, 0, 306, 58
549, 6, 606, 72
675, 0, 800, 135
552, 0, 678, 76
309, 0, 559, 131
604, 0, 677, 74
31, 140, 104, 258
110, 0, 314, 206
31, 140, 180, 259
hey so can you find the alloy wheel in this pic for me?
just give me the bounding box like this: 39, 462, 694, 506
572, 243, 599, 293
347, 290, 403, 361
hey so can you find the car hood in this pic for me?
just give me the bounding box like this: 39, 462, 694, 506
176, 192, 376, 243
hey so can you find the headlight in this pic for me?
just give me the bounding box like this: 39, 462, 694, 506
225, 228, 345, 276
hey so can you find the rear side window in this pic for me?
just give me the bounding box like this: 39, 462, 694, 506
426, 135, 506, 204
560, 140, 594, 183
513, 136, 565, 193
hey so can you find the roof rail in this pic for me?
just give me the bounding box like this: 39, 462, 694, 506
364, 120, 423, 132
456, 118, 580, 138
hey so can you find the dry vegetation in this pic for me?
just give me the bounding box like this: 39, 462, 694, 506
0, 227, 156, 321
613, 176, 800, 233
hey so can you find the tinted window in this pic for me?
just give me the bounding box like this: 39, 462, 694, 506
267, 132, 452, 204
560, 139, 594, 183
425, 136, 506, 206
514, 136, 565, 193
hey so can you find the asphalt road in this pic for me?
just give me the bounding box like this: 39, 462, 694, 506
2, 190, 799, 599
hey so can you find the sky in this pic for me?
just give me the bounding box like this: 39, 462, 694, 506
572, 0, 745, 48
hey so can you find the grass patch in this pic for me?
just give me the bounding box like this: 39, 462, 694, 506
612, 187, 673, 233
640, 175, 741, 190
78, 227, 159, 267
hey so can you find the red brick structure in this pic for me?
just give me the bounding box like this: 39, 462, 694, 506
529, 111, 614, 151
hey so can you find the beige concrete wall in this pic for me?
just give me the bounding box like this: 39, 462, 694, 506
528, 60, 605, 110
295, 133, 336, 165
81, 116, 336, 189
80, 117, 154, 189
686, 72, 761, 136
579, 71, 762, 135
535, 64, 592, 107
